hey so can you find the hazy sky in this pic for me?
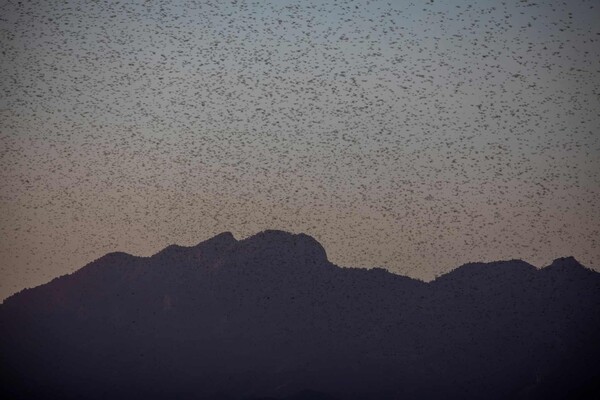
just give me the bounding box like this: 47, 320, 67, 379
1, 0, 599, 301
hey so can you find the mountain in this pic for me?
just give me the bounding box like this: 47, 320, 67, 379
1, 231, 599, 400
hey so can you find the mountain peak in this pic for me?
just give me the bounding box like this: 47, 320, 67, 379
196, 231, 237, 247
193, 232, 239, 249
433, 259, 536, 285
550, 256, 579, 265
546, 256, 585, 271
238, 230, 328, 267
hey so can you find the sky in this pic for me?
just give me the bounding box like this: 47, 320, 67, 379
1, 0, 599, 301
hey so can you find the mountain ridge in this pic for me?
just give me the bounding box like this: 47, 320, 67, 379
2, 230, 593, 306
1, 230, 599, 400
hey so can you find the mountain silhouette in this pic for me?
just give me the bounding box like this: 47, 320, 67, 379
1, 231, 599, 400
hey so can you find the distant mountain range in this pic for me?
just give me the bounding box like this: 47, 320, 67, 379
1, 230, 599, 399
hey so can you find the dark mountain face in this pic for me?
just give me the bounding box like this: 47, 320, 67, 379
1, 231, 599, 400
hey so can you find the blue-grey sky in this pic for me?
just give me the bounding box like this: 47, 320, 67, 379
1, 0, 599, 301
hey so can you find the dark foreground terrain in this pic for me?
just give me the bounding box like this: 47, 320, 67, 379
1, 231, 599, 399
